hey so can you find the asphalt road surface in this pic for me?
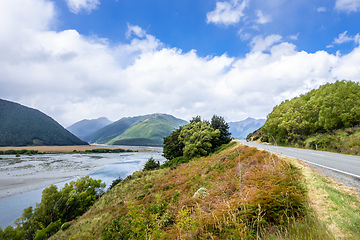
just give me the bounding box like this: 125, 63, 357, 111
237, 139, 360, 179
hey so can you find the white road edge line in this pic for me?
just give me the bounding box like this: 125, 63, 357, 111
237, 140, 360, 180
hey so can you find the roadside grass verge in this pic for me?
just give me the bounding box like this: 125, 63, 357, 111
287, 156, 360, 239
50, 142, 358, 239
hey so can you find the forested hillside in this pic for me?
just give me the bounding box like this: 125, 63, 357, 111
0, 99, 87, 146
86, 113, 187, 146
256, 80, 360, 154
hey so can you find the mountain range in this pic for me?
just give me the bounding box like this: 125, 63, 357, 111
0, 99, 87, 147
229, 117, 266, 139
67, 117, 112, 141
71, 113, 188, 146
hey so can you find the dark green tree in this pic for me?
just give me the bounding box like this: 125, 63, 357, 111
178, 121, 220, 159
163, 127, 184, 160
210, 115, 232, 148
143, 157, 160, 171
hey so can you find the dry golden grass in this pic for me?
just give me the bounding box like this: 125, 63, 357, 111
52, 142, 311, 240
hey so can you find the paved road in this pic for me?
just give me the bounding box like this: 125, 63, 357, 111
237, 140, 360, 179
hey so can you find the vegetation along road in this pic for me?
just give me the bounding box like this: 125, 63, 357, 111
237, 139, 360, 179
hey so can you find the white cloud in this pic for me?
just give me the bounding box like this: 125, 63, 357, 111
335, 0, 360, 13
126, 23, 147, 39
206, 0, 249, 25
65, 0, 100, 14
288, 33, 299, 41
250, 34, 282, 52
334, 31, 360, 45
256, 10, 271, 24
1, 0, 360, 127
317, 7, 327, 12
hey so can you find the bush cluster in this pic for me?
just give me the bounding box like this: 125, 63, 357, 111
163, 115, 231, 162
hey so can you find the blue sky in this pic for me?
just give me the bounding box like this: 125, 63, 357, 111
54, 0, 360, 56
1, 0, 360, 126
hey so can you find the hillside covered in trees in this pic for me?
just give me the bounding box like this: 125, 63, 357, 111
85, 113, 187, 146
251, 80, 360, 155
0, 99, 87, 147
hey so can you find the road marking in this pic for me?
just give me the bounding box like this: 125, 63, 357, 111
237, 140, 360, 180
297, 158, 360, 180
311, 153, 324, 157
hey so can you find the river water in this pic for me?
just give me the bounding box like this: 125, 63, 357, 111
0, 150, 165, 229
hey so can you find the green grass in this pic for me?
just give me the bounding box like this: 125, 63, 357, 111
304, 125, 360, 156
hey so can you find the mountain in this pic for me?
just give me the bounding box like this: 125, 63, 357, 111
85, 113, 188, 146
0, 99, 87, 146
67, 117, 112, 141
229, 117, 266, 139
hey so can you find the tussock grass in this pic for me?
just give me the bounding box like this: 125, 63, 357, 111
51, 142, 351, 239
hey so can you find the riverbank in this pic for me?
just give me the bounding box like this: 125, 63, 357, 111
0, 152, 137, 199
0, 145, 123, 154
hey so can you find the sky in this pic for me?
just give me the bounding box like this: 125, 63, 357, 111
1, 0, 360, 127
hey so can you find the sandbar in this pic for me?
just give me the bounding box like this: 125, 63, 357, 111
0, 152, 133, 199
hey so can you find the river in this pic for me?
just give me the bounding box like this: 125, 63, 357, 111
0, 150, 165, 229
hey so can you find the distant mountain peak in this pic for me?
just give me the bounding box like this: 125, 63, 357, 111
229, 117, 266, 139
67, 117, 113, 141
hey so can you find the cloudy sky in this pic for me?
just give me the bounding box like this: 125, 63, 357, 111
1, 0, 360, 127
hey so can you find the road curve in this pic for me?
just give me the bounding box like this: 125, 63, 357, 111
236, 140, 360, 179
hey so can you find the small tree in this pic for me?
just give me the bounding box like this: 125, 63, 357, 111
163, 127, 184, 160
143, 157, 160, 171
179, 121, 220, 159
210, 115, 232, 148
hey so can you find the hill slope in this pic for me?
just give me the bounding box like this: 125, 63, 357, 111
86, 113, 187, 146
51, 143, 321, 239
229, 117, 265, 139
256, 80, 360, 154
67, 117, 112, 141
0, 99, 87, 146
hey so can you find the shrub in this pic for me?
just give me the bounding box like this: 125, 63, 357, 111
142, 157, 160, 171
109, 177, 123, 190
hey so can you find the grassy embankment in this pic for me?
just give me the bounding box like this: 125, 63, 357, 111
50, 142, 360, 239
304, 125, 360, 156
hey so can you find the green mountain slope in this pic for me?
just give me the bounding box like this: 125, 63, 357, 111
0, 99, 87, 146
87, 113, 187, 146
108, 114, 187, 146
252, 80, 360, 154
84, 115, 153, 143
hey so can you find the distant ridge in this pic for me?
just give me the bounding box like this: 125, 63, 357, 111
85, 113, 188, 146
229, 117, 266, 139
67, 117, 112, 141
0, 99, 87, 147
